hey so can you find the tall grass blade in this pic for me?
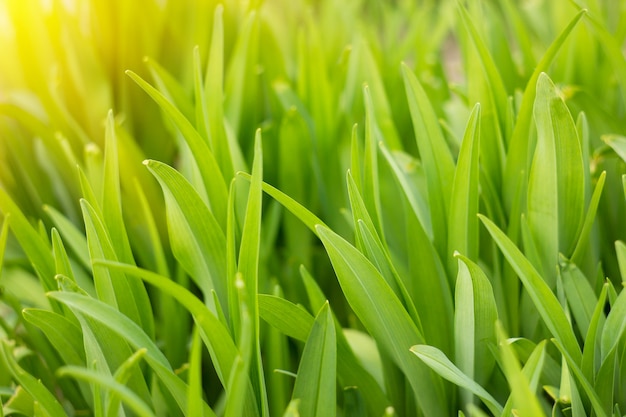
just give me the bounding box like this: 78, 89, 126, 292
292, 303, 336, 417
144, 160, 227, 313
479, 214, 582, 363
315, 225, 448, 416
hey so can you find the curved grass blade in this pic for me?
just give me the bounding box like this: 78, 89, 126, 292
92, 260, 256, 413
81, 199, 151, 334
106, 349, 149, 417
292, 303, 336, 417
409, 345, 502, 416
47, 291, 216, 417
478, 214, 582, 364
22, 309, 84, 367
258, 295, 314, 342
144, 159, 227, 313
58, 365, 155, 417
401, 62, 455, 257
315, 225, 448, 416
378, 143, 433, 241
299, 267, 390, 416
0, 340, 67, 417
126, 70, 228, 226
237, 172, 327, 235
44, 205, 90, 270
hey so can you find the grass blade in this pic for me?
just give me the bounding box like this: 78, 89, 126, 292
496, 323, 546, 417
126, 70, 228, 226
315, 225, 448, 416
144, 159, 227, 313
410, 345, 502, 416
478, 214, 582, 364
447, 104, 481, 275
527, 73, 585, 282
401, 62, 455, 257
58, 365, 155, 417
0, 340, 67, 417
292, 303, 336, 417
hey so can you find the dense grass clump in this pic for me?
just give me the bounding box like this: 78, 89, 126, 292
1, 0, 626, 416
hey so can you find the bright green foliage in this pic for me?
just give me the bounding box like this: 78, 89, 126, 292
2, 0, 626, 416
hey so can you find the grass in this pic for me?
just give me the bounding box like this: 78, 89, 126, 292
1, 0, 626, 416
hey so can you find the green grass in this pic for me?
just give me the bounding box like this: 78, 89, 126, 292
1, 0, 626, 416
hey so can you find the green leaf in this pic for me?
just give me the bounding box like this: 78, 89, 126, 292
447, 104, 481, 275
582, 282, 608, 383
292, 303, 336, 417
81, 199, 151, 334
527, 73, 585, 282
0, 340, 67, 417
101, 110, 134, 265
478, 214, 582, 364
401, 62, 455, 257
237, 172, 328, 235
0, 189, 55, 292
571, 171, 606, 265
521, 340, 548, 394
299, 267, 390, 416
93, 260, 255, 414
144, 159, 227, 313
503, 9, 586, 211
496, 323, 545, 417
457, 2, 507, 193
44, 205, 90, 270
600, 265, 626, 361
126, 70, 228, 226
237, 130, 268, 417
58, 365, 155, 417
204, 5, 234, 180
187, 327, 204, 417
225, 305, 254, 417
106, 349, 149, 417
315, 225, 448, 416
22, 309, 84, 366
258, 295, 314, 342
409, 345, 502, 416
454, 254, 497, 393
343, 386, 366, 417
47, 291, 216, 417
552, 339, 609, 417
559, 257, 597, 338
